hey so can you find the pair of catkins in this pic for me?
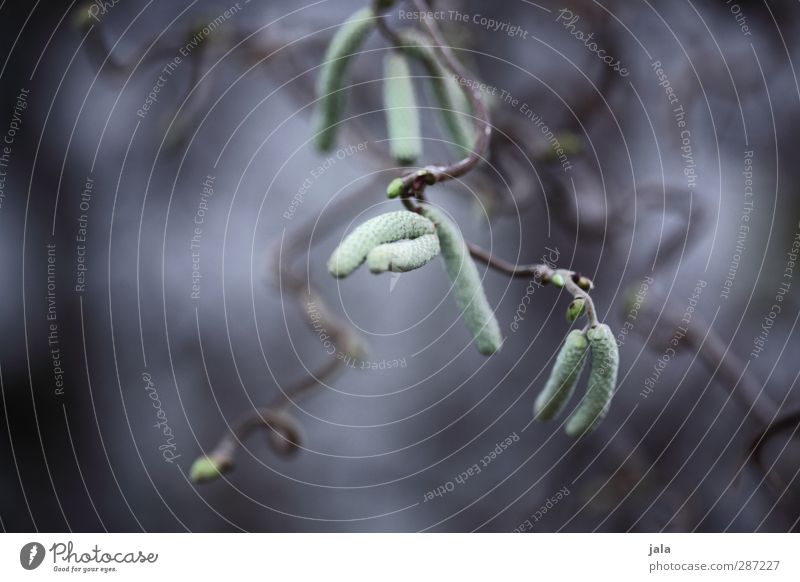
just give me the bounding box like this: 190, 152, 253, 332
328, 209, 502, 355
314, 6, 474, 162
533, 324, 619, 436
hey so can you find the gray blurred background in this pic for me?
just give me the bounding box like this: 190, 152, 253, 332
1, 0, 799, 532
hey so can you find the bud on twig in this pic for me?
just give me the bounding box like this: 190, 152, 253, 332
387, 177, 406, 198
189, 454, 232, 484
567, 298, 586, 322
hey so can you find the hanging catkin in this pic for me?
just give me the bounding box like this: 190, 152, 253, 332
328, 211, 435, 278
422, 207, 502, 355
367, 233, 440, 273
534, 330, 589, 420
383, 51, 422, 164
565, 324, 619, 437
313, 7, 375, 152
398, 31, 474, 155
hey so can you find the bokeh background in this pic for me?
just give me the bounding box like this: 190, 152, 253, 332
1, 0, 799, 532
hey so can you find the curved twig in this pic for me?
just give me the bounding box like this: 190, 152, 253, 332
746, 405, 800, 492
202, 406, 304, 480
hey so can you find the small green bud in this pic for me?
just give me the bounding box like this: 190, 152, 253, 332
72, 4, 95, 29
189, 455, 230, 484
550, 273, 565, 287
387, 178, 406, 199
567, 298, 586, 322
576, 276, 594, 291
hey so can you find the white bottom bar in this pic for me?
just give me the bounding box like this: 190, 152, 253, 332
1, 533, 797, 580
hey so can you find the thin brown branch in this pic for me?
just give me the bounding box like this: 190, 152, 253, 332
747, 405, 800, 492
76, 10, 193, 76
636, 302, 777, 424
268, 355, 345, 412
206, 407, 304, 477
467, 240, 598, 325
373, 0, 405, 48
468, 242, 557, 280
685, 322, 777, 424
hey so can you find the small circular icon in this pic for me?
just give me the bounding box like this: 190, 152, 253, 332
20, 542, 46, 570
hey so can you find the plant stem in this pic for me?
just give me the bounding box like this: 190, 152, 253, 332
467, 241, 598, 324
373, 0, 404, 48
208, 406, 304, 471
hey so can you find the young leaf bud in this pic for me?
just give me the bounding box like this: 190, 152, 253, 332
575, 275, 594, 291
189, 455, 232, 484
567, 298, 586, 322
387, 177, 406, 199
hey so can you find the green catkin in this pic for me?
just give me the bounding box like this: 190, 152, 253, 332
443, 69, 475, 148
422, 207, 502, 355
398, 31, 474, 155
313, 7, 375, 152
534, 330, 589, 420
383, 52, 422, 164
328, 211, 435, 278
565, 324, 619, 437
367, 233, 440, 273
